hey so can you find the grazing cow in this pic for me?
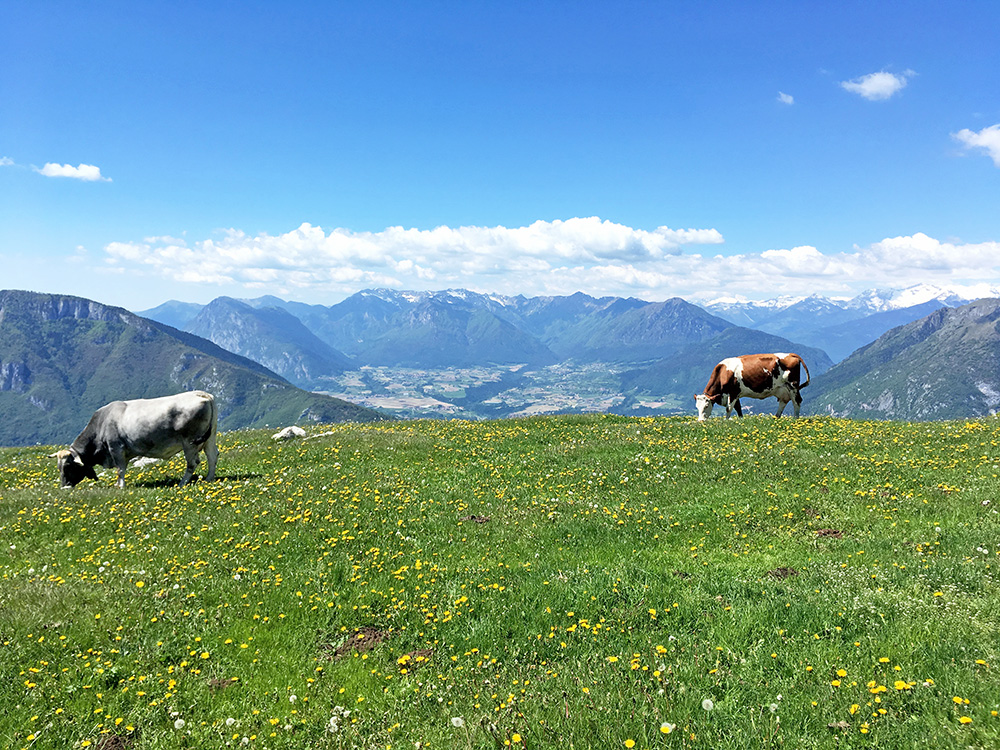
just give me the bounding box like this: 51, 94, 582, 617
695, 353, 810, 421
52, 391, 218, 488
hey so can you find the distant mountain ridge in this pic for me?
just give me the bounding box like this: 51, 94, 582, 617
133, 284, 1000, 422
141, 282, 997, 372
0, 290, 384, 447
809, 298, 1000, 420
145, 289, 744, 373
701, 283, 1000, 361
186, 297, 354, 388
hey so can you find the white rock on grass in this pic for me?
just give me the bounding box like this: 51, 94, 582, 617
272, 426, 307, 441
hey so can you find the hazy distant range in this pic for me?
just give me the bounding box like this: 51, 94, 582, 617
135, 283, 1000, 421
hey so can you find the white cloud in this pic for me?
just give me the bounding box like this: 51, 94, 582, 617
35, 162, 111, 182
101, 220, 1000, 303
104, 217, 724, 294
953, 123, 1000, 167
0, 156, 13, 167
840, 70, 913, 101
777, 91, 794, 105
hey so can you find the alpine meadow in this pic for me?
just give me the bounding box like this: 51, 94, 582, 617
2, 414, 999, 749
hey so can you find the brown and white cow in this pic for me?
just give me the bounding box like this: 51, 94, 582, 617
694, 353, 810, 421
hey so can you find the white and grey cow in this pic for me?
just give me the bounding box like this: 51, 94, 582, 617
52, 391, 219, 488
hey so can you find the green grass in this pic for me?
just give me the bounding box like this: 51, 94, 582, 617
2, 415, 999, 749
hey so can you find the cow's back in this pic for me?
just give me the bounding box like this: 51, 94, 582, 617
117, 391, 217, 460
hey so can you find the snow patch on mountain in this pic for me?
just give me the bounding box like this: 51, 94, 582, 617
705, 283, 1000, 321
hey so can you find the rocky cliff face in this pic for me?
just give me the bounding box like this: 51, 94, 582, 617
0, 361, 30, 392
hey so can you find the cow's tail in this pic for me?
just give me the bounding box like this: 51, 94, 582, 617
799, 358, 811, 389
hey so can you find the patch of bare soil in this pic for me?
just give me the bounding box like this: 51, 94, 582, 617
460, 515, 491, 523
768, 566, 798, 580
95, 733, 138, 750
208, 677, 238, 693
815, 528, 843, 538
324, 627, 391, 661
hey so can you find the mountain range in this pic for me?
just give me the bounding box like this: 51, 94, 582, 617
144, 283, 998, 374
2, 280, 997, 448
142, 288, 804, 383
133, 282, 1000, 422
0, 290, 384, 447
701, 284, 1000, 362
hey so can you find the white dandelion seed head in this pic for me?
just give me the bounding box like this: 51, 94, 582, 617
225, 718, 236, 727
451, 717, 465, 728
702, 698, 715, 711
174, 719, 186, 730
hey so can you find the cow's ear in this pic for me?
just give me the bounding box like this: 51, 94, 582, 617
85, 466, 99, 481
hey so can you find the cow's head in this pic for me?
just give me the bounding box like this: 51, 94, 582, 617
693, 394, 716, 421
50, 449, 98, 488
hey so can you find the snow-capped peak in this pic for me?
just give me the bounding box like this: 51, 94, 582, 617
847, 283, 1000, 313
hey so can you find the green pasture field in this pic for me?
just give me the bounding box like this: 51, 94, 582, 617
1, 415, 999, 749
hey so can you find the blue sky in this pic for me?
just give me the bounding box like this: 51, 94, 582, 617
2, 1, 999, 309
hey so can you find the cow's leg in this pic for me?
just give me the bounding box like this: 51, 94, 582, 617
110, 447, 128, 488
203, 435, 218, 482
792, 389, 802, 417
733, 399, 744, 418
724, 396, 734, 418
775, 398, 789, 417
180, 443, 201, 486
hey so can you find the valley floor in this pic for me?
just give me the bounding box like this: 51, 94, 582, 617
321, 362, 689, 419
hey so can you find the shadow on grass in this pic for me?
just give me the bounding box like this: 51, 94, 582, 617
130, 472, 264, 489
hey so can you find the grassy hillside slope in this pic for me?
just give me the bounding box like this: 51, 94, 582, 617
2, 415, 998, 748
